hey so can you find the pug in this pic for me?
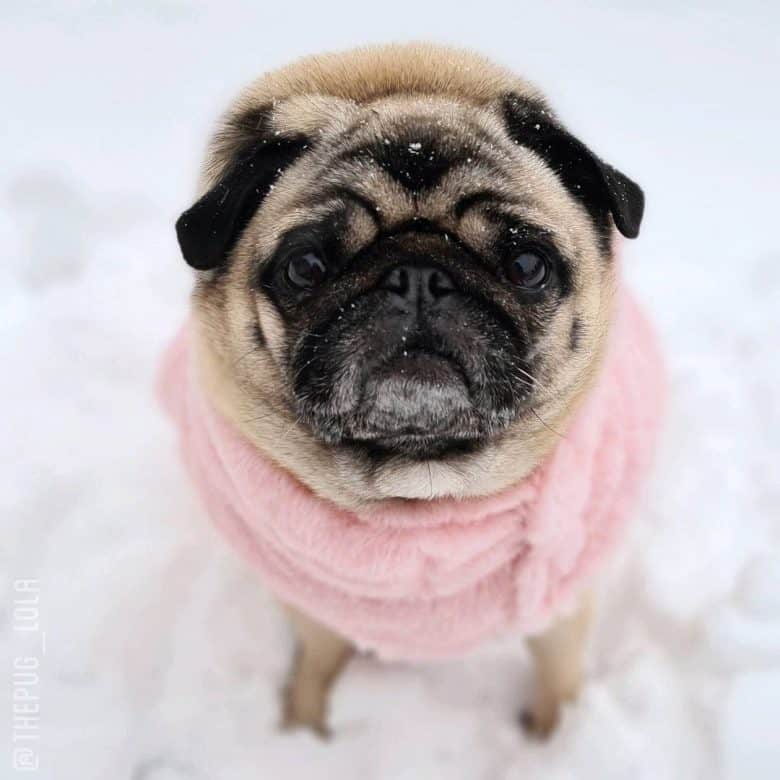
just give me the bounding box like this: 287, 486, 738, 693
164, 42, 659, 739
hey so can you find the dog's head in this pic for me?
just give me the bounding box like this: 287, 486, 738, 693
177, 44, 644, 506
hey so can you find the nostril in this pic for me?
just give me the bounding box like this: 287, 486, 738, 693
427, 269, 455, 298
382, 267, 410, 296
380, 265, 456, 302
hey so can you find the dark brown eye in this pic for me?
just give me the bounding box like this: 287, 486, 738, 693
287, 252, 327, 289
505, 251, 549, 289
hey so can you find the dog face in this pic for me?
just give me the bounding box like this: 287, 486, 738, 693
177, 45, 643, 506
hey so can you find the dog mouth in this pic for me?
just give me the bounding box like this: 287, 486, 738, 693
338, 348, 489, 457
343, 433, 484, 460
293, 316, 525, 459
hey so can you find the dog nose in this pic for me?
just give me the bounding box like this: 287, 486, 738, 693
380, 265, 456, 304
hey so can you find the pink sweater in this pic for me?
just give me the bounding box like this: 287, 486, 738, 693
159, 286, 664, 660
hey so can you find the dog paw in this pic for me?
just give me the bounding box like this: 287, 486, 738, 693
280, 683, 332, 739
518, 702, 559, 740
280, 711, 332, 740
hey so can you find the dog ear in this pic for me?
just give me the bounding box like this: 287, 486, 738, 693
501, 94, 644, 239
176, 131, 308, 270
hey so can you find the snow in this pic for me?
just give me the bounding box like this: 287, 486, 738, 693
1, 1, 779, 778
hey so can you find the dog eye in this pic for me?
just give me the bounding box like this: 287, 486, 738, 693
286, 252, 328, 289
505, 251, 549, 289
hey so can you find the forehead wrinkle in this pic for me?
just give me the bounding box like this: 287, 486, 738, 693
456, 211, 500, 256
338, 101, 507, 168
339, 125, 505, 175
293, 184, 378, 222
256, 196, 378, 264
314, 105, 521, 228
281, 153, 417, 236
341, 206, 378, 254
339, 167, 416, 227
414, 163, 516, 230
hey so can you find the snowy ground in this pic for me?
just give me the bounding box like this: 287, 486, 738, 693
2, 2, 779, 778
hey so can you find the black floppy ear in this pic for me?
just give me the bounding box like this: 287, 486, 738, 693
176, 135, 307, 270
502, 94, 645, 239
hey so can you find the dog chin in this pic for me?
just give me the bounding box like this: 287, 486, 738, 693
354, 445, 498, 501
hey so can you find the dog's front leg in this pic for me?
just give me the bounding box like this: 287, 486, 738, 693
522, 593, 593, 738
281, 605, 354, 738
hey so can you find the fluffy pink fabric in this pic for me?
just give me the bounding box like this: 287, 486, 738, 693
159, 286, 664, 660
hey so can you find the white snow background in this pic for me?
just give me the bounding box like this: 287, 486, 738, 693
1, 1, 779, 778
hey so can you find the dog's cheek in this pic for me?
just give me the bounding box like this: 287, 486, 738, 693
256, 296, 289, 370
289, 313, 358, 418
532, 304, 587, 398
